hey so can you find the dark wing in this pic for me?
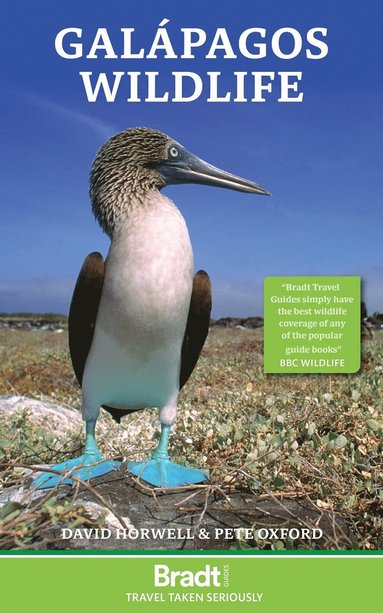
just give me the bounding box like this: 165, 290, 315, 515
180, 270, 212, 389
69, 252, 105, 384
69, 252, 133, 424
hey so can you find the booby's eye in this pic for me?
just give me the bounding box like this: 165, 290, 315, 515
169, 146, 179, 158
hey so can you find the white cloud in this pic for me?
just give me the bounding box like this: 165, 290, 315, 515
362, 270, 383, 315
0, 278, 74, 314
212, 279, 264, 318
15, 89, 116, 139
0, 274, 381, 318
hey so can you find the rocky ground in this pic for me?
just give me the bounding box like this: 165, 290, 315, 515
0, 397, 355, 551
0, 314, 67, 332
1, 309, 382, 333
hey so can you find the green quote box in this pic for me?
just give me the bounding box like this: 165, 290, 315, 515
264, 276, 360, 373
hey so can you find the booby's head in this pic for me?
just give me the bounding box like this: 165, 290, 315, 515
90, 126, 270, 236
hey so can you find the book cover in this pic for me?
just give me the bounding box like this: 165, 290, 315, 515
0, 0, 382, 610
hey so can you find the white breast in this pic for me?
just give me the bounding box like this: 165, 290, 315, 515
81, 194, 194, 419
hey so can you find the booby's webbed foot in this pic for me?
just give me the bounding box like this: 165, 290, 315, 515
32, 418, 120, 489
128, 458, 207, 487
32, 454, 120, 489
127, 423, 207, 487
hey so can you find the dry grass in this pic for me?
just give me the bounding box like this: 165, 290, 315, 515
0, 329, 80, 407
0, 327, 382, 549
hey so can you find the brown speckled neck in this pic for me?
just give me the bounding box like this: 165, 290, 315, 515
90, 127, 172, 237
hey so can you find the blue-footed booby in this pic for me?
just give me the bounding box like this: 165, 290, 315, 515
33, 127, 270, 489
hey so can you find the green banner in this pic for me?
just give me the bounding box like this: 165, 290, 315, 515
264, 276, 360, 373
1, 555, 381, 611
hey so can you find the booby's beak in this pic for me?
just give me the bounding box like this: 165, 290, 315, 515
156, 146, 271, 196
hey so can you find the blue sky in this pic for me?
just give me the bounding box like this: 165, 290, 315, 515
1, 1, 382, 317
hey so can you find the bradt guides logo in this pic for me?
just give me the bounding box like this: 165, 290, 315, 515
125, 563, 264, 603
154, 564, 221, 587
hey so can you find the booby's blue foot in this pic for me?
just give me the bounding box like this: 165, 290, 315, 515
32, 455, 120, 489
127, 423, 207, 487
32, 418, 120, 489
128, 458, 207, 487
